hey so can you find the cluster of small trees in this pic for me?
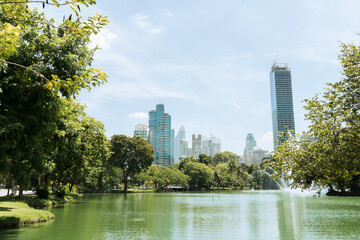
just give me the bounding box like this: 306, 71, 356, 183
135, 152, 281, 191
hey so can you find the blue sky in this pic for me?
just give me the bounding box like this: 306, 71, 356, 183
52, 1, 360, 154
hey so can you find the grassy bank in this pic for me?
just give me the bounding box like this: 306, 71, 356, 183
0, 201, 54, 228
0, 193, 81, 208
0, 193, 81, 228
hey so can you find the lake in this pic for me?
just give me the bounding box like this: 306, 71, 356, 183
0, 191, 359, 240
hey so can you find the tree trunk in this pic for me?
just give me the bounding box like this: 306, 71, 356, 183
51, 181, 56, 192
98, 172, 103, 190
340, 185, 345, 193
44, 173, 49, 186
123, 172, 128, 193
19, 185, 23, 198
6, 177, 10, 196
11, 180, 15, 195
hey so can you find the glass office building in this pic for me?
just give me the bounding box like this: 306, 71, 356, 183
134, 124, 148, 140
270, 63, 295, 149
149, 104, 173, 166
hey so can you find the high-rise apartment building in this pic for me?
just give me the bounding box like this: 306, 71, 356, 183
192, 134, 202, 159
201, 135, 221, 157
174, 126, 186, 164
179, 140, 192, 159
148, 104, 173, 167
243, 133, 256, 164
134, 124, 148, 140
248, 147, 269, 165
270, 63, 295, 149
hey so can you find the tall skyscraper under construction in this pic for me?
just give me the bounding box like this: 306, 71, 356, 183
270, 63, 295, 149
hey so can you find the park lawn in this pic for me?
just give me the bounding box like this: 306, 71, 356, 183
0, 201, 54, 228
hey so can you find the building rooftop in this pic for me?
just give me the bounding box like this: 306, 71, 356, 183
271, 63, 290, 73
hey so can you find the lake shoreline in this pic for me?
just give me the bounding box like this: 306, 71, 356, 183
0, 193, 80, 228
0, 201, 54, 228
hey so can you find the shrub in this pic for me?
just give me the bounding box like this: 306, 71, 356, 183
36, 185, 50, 199
55, 185, 70, 198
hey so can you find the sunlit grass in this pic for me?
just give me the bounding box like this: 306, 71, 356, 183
0, 201, 54, 228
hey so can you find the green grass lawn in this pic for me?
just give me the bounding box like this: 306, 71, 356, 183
0, 201, 54, 228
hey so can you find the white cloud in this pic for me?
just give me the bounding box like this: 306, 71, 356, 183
98, 80, 192, 100
167, 11, 174, 17
89, 28, 118, 50
134, 14, 165, 34
128, 112, 148, 119
228, 100, 241, 111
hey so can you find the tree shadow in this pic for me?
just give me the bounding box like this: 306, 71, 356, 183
0, 207, 13, 212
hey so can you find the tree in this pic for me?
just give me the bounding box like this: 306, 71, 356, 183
51, 98, 109, 192
213, 151, 239, 165
274, 38, 360, 195
0, 1, 108, 197
109, 135, 154, 192
136, 165, 189, 190
198, 154, 213, 166
181, 161, 214, 189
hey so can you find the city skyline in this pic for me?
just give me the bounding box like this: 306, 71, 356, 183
135, 111, 223, 163
74, 1, 360, 154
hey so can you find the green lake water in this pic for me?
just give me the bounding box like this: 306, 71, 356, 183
1, 191, 360, 240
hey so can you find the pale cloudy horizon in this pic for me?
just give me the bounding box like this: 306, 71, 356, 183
49, 0, 360, 155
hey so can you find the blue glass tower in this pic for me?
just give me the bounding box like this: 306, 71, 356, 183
148, 104, 173, 166
270, 63, 295, 149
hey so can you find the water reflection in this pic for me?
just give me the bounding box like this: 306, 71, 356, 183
0, 192, 360, 240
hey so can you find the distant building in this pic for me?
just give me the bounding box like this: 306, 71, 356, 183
171, 129, 175, 165
201, 135, 221, 157
243, 133, 256, 165
248, 147, 269, 165
192, 134, 202, 158
175, 129, 221, 159
179, 139, 192, 159
148, 104, 173, 167
174, 126, 186, 164
134, 124, 148, 140
270, 63, 295, 149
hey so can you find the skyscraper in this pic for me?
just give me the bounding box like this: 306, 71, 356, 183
148, 104, 173, 167
248, 147, 269, 165
192, 134, 202, 159
174, 126, 186, 164
270, 63, 295, 149
201, 135, 221, 157
134, 124, 148, 140
243, 133, 256, 164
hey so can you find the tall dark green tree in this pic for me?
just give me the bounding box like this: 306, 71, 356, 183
109, 135, 154, 192
51, 98, 109, 192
